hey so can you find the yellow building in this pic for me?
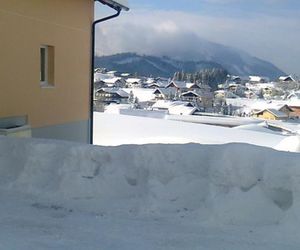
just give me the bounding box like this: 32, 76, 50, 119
0, 0, 128, 143
253, 109, 289, 121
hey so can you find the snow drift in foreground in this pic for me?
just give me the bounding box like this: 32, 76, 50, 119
1, 137, 300, 249
2, 136, 300, 224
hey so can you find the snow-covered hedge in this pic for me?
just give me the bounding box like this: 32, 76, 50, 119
1, 136, 300, 226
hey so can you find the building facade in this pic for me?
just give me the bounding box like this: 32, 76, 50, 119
0, 0, 94, 142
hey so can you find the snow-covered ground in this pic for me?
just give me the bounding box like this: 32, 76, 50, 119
94, 112, 298, 150
1, 112, 300, 249
1, 136, 300, 249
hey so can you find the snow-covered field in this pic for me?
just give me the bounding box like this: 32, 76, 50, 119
94, 112, 300, 152
1, 135, 300, 249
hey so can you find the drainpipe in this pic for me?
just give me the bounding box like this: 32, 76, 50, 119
90, 0, 122, 144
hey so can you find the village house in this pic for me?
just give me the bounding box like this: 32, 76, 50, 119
249, 76, 270, 84
286, 92, 300, 117
167, 81, 214, 108
279, 76, 296, 83
252, 109, 289, 121
198, 82, 212, 92
145, 78, 157, 85
94, 72, 110, 82
287, 92, 300, 101
166, 80, 186, 89
148, 82, 163, 89
94, 80, 106, 90
95, 88, 129, 104
102, 77, 126, 88
218, 80, 246, 98
251, 103, 293, 121
244, 90, 258, 99
94, 72, 127, 89
151, 100, 197, 115
289, 105, 300, 117
126, 78, 143, 88
214, 90, 226, 99
168, 105, 198, 115
120, 73, 132, 77
180, 91, 202, 106
217, 90, 240, 99
230, 76, 242, 84
166, 81, 201, 92
106, 70, 118, 77
153, 88, 177, 100
147, 81, 168, 89
258, 83, 275, 96
227, 83, 239, 92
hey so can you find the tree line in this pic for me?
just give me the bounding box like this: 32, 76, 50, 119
173, 68, 228, 90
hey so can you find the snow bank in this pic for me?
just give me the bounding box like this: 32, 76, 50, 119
1, 136, 300, 227
94, 112, 286, 149
105, 104, 167, 118
275, 136, 300, 153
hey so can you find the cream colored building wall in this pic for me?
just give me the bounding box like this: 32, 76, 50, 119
0, 0, 93, 129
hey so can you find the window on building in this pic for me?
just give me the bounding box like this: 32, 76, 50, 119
40, 45, 54, 87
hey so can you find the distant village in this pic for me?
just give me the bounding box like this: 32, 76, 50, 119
94, 68, 300, 123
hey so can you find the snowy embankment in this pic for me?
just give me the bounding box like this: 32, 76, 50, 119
1, 136, 300, 249
166, 113, 260, 127
94, 112, 298, 151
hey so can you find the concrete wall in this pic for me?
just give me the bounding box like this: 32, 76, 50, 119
0, 0, 94, 143
32, 119, 90, 143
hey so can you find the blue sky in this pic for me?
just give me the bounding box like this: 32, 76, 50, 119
95, 0, 300, 75
126, 0, 300, 15
97, 0, 300, 16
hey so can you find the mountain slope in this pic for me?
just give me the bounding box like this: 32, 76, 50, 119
95, 43, 285, 79
197, 41, 286, 78
94, 53, 225, 78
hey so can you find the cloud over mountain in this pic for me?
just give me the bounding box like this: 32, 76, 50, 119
95, 9, 300, 75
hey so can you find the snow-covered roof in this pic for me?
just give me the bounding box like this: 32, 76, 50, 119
166, 80, 185, 88
152, 100, 193, 110
181, 91, 200, 97
249, 76, 269, 83
167, 81, 200, 89
145, 78, 156, 84
168, 105, 198, 115
104, 103, 132, 114
250, 101, 290, 112
126, 78, 142, 84
279, 76, 296, 82
256, 83, 275, 89
215, 90, 226, 94
103, 77, 123, 84
97, 88, 129, 98
186, 82, 200, 89
288, 99, 300, 107
122, 88, 155, 102
148, 81, 168, 88
287, 92, 300, 100
231, 76, 242, 80
94, 72, 111, 82
153, 88, 176, 97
